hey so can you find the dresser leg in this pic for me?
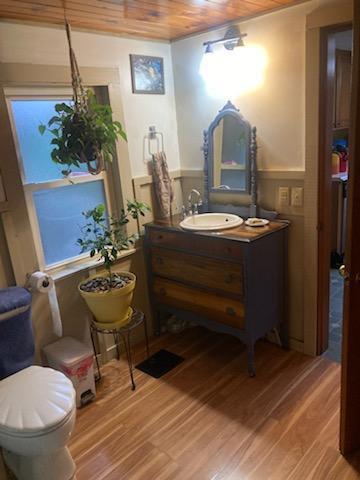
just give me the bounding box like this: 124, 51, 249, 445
247, 342, 256, 377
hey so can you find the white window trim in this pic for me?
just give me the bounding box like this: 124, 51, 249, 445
49, 247, 138, 282
6, 89, 114, 272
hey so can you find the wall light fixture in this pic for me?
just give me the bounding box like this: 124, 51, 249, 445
203, 26, 247, 51
199, 25, 268, 99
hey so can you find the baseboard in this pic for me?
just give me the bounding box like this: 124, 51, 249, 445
289, 338, 304, 353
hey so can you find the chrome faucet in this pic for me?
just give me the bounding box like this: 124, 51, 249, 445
187, 189, 202, 215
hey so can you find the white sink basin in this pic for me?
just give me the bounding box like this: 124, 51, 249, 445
180, 213, 244, 231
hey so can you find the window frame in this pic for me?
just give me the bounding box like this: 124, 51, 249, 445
0, 64, 136, 286
6, 88, 114, 272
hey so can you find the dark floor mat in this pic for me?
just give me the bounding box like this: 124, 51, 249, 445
135, 349, 184, 378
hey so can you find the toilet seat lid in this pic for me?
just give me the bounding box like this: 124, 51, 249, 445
0, 366, 75, 434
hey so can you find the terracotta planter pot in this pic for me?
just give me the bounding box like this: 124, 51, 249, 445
78, 272, 136, 326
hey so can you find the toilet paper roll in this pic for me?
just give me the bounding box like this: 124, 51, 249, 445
28, 272, 63, 337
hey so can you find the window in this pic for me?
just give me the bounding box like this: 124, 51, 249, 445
8, 94, 112, 269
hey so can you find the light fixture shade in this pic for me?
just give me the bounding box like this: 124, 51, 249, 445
236, 37, 245, 48
202, 25, 247, 52
224, 26, 246, 50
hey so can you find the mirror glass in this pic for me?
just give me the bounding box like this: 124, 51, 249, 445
211, 112, 250, 193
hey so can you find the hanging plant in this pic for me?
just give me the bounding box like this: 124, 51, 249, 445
39, 22, 126, 177
39, 92, 127, 177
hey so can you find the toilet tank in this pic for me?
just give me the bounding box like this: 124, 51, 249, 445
0, 287, 34, 379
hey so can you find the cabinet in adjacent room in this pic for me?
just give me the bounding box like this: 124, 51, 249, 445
333, 49, 352, 129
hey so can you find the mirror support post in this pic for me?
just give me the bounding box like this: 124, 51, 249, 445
250, 126, 258, 217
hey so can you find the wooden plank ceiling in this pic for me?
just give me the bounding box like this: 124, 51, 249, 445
0, 0, 307, 41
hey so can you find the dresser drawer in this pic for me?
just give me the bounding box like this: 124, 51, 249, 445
151, 246, 243, 296
153, 277, 245, 330
148, 228, 243, 262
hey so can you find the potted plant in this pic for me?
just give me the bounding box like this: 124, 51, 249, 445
39, 90, 127, 177
77, 201, 149, 326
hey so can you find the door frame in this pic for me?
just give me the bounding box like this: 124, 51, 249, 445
0, 63, 137, 285
340, 0, 360, 454
317, 23, 352, 355
303, 2, 352, 357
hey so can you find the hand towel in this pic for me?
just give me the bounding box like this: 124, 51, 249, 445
152, 151, 174, 218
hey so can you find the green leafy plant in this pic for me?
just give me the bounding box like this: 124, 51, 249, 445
77, 201, 150, 288
39, 90, 127, 177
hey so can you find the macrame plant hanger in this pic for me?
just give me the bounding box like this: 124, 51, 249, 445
63, 1, 103, 175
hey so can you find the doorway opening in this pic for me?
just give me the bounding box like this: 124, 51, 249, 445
318, 25, 353, 361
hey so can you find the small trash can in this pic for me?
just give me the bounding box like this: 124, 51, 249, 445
43, 336, 96, 408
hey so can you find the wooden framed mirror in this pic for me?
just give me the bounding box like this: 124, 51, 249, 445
203, 101, 277, 220
206, 101, 253, 194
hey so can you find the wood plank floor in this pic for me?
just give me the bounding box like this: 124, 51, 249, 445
69, 327, 360, 480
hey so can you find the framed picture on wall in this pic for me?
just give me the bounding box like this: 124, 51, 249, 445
130, 54, 165, 94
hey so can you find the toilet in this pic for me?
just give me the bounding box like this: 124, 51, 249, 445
0, 287, 77, 480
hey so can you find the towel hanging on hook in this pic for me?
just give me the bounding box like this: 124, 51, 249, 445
152, 151, 174, 218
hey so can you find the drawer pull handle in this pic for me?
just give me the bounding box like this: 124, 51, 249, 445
225, 274, 234, 284
156, 257, 164, 265
157, 234, 163, 240
226, 307, 236, 316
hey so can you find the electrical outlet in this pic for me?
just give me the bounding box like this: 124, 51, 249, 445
278, 187, 290, 206
291, 187, 303, 207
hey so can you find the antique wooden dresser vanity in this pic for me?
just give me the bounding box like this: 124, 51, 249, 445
144, 216, 288, 376
144, 101, 289, 376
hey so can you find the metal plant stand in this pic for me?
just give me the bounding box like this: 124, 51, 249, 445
90, 309, 150, 391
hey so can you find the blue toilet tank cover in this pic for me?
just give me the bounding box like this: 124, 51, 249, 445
0, 287, 32, 315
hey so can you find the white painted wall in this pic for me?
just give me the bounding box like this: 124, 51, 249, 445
0, 22, 181, 178
171, 1, 316, 172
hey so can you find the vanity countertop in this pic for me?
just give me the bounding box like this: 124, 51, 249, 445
145, 215, 289, 243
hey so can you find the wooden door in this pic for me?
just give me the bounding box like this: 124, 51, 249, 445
334, 49, 352, 129
340, 2, 360, 455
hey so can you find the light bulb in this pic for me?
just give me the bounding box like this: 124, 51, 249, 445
199, 49, 215, 81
